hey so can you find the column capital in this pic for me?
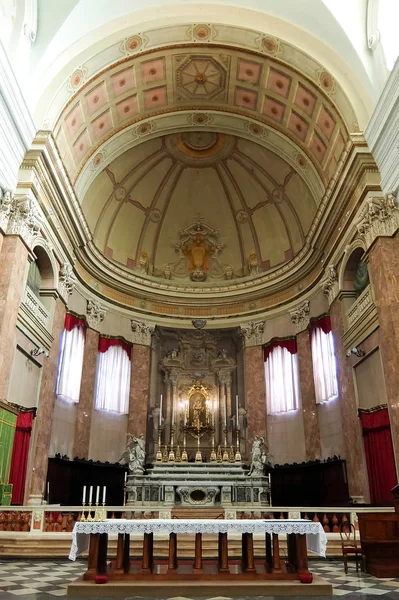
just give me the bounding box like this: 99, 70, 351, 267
320, 264, 339, 306
356, 193, 399, 251
0, 192, 41, 250
86, 299, 106, 331
218, 371, 232, 386
240, 321, 265, 347
289, 300, 310, 333
131, 319, 155, 346
58, 262, 76, 304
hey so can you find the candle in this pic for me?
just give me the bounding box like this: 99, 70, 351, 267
89, 486, 93, 504
47, 482, 50, 501
96, 486, 100, 504
212, 398, 215, 426
82, 485, 86, 504
159, 394, 163, 426
103, 486, 106, 504
224, 394, 227, 426
236, 394, 239, 428
124, 471, 127, 484
184, 401, 187, 426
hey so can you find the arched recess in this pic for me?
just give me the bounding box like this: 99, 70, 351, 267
339, 244, 371, 314
27, 240, 58, 328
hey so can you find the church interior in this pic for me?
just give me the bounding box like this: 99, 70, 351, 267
1, 0, 399, 597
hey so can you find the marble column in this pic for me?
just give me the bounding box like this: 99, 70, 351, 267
329, 300, 370, 502
73, 327, 99, 459
296, 330, 321, 461
128, 344, 151, 439
367, 235, 399, 473
27, 298, 66, 503
244, 345, 267, 449
0, 235, 29, 399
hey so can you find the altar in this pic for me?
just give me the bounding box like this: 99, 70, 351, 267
68, 518, 331, 597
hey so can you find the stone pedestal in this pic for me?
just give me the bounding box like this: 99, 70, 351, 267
26, 298, 66, 504
73, 327, 99, 459
128, 344, 150, 438
330, 300, 369, 502
0, 235, 29, 399
244, 345, 267, 448
296, 330, 321, 460
368, 235, 399, 474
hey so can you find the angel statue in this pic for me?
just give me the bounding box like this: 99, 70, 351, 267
119, 433, 146, 475
248, 435, 266, 477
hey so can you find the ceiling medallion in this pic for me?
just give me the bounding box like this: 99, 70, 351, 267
165, 132, 234, 166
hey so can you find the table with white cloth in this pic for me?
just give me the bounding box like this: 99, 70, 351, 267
69, 518, 326, 582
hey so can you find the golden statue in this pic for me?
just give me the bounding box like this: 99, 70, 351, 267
183, 234, 214, 279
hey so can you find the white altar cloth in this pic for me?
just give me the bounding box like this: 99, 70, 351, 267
69, 519, 326, 561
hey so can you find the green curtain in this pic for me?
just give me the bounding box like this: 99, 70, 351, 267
0, 407, 17, 485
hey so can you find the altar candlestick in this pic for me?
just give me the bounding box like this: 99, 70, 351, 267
96, 486, 100, 504
236, 394, 239, 427
159, 394, 163, 426
103, 486, 106, 504
89, 486, 93, 504
82, 485, 86, 504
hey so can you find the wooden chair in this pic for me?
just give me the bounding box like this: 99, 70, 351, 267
340, 521, 362, 574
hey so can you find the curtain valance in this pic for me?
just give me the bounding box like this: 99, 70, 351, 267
65, 313, 87, 332
98, 336, 132, 360
263, 338, 297, 362
309, 315, 332, 335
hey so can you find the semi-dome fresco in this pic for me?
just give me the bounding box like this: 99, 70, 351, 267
82, 133, 318, 284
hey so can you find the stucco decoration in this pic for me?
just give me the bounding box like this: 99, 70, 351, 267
240, 321, 265, 347
58, 263, 76, 303
86, 299, 106, 330
320, 264, 339, 306
131, 319, 155, 346
289, 300, 310, 333
0, 193, 41, 250
356, 194, 399, 250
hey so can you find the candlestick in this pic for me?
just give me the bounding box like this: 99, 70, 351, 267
235, 428, 242, 462
89, 486, 93, 504
156, 426, 163, 461
82, 485, 86, 504
102, 486, 106, 504
96, 486, 100, 504
159, 394, 163, 426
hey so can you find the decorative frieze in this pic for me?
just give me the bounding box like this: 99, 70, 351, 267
240, 321, 265, 347
356, 193, 399, 250
289, 300, 310, 333
320, 264, 339, 306
58, 263, 76, 303
86, 299, 106, 330
131, 319, 155, 346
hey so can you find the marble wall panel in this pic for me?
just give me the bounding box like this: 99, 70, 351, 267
317, 397, 345, 459
73, 328, 99, 458
128, 344, 151, 439
0, 236, 28, 399
244, 345, 267, 448
267, 410, 306, 464
49, 396, 76, 457
296, 329, 321, 460
26, 298, 66, 500
330, 299, 370, 501
88, 409, 128, 462
368, 235, 399, 475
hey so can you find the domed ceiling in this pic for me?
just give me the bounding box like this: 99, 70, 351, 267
82, 132, 318, 283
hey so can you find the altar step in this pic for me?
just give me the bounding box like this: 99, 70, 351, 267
0, 533, 344, 558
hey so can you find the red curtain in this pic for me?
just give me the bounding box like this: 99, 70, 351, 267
263, 338, 297, 362
9, 412, 34, 505
309, 315, 331, 334
360, 407, 397, 504
64, 313, 86, 331
98, 336, 132, 359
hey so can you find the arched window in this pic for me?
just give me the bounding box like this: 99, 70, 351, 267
264, 339, 300, 414
310, 316, 338, 404
94, 337, 132, 414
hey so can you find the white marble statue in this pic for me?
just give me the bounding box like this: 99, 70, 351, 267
120, 434, 146, 475
247, 435, 274, 476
